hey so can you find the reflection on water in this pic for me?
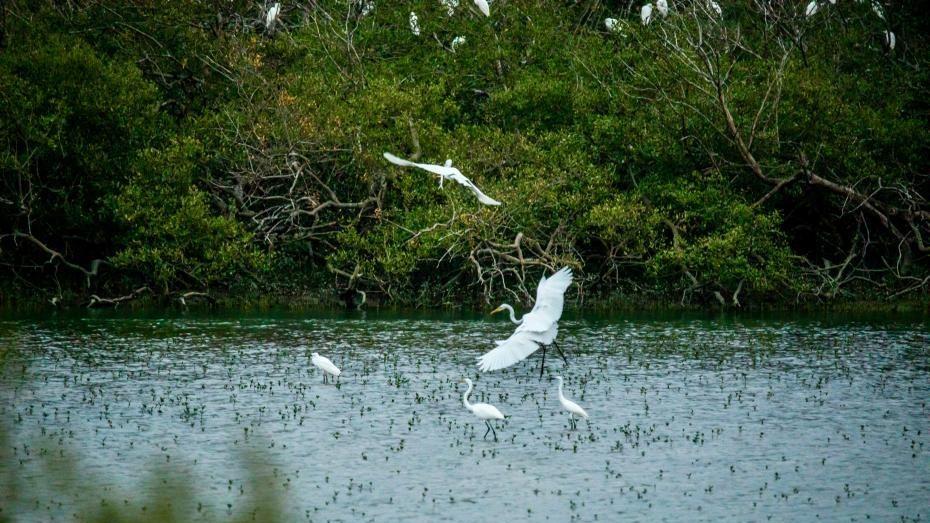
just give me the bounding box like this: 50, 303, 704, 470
1, 312, 928, 521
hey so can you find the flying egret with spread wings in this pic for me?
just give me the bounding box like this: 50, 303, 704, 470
477, 267, 573, 377
383, 152, 501, 206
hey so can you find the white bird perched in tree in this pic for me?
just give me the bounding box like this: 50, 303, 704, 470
265, 2, 281, 29
474, 0, 490, 17
441, 0, 459, 17
409, 12, 420, 35
884, 30, 895, 50
805, 1, 819, 17
461, 378, 505, 440
872, 1, 885, 20
383, 152, 501, 206
477, 267, 573, 377
641, 3, 654, 25
451, 36, 466, 52
656, 0, 669, 17
555, 376, 589, 430
311, 352, 341, 384
360, 1, 375, 16
708, 0, 722, 17
604, 17, 619, 32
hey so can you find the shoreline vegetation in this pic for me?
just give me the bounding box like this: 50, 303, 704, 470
1, 1, 928, 311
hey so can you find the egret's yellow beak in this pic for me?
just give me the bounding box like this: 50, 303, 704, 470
490, 306, 504, 315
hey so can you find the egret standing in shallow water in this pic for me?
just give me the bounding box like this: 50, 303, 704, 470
477, 267, 573, 377
555, 376, 589, 430
461, 378, 505, 440
383, 152, 501, 206
311, 352, 341, 384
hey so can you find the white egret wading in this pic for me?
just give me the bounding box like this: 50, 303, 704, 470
461, 378, 505, 440
555, 376, 589, 430
383, 152, 501, 206
311, 352, 341, 384
477, 267, 573, 377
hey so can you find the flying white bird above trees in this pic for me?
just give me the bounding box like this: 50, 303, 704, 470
474, 0, 490, 17
656, 0, 669, 17
311, 352, 341, 384
461, 378, 505, 440
477, 267, 573, 377
265, 2, 280, 29
383, 153, 501, 206
555, 376, 589, 430
641, 3, 654, 25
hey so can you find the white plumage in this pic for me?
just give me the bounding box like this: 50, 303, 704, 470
805, 1, 819, 17
477, 267, 573, 372
383, 152, 501, 206
884, 30, 895, 50
641, 3, 654, 25
265, 2, 281, 29
441, 0, 459, 17
462, 378, 504, 440
656, 0, 669, 17
451, 36, 467, 52
474, 0, 490, 17
556, 376, 589, 429
604, 18, 619, 32
409, 12, 421, 36
311, 352, 341, 383
708, 0, 722, 17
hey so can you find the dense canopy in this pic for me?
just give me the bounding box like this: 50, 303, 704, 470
1, 1, 928, 308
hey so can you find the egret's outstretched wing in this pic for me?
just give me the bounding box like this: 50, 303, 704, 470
383, 152, 448, 177
477, 331, 540, 372
516, 267, 572, 334
448, 172, 501, 206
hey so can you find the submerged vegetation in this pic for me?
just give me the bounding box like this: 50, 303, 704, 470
1, 1, 928, 308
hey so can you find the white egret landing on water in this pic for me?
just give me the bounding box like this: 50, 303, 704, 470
477, 267, 573, 377
265, 2, 281, 29
383, 152, 501, 206
311, 352, 341, 384
641, 4, 654, 25
461, 378, 504, 440
555, 376, 589, 430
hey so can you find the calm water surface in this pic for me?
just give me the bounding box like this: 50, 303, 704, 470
1, 311, 928, 521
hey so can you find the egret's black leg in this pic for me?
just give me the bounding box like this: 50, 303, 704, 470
490, 423, 498, 442
539, 343, 547, 379
483, 422, 491, 439
553, 341, 569, 365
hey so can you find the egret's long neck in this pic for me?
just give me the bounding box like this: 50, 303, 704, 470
502, 304, 522, 325
462, 383, 473, 411
557, 380, 565, 401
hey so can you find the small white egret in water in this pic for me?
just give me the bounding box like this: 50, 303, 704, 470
383, 153, 501, 206
641, 3, 654, 25
409, 12, 420, 36
451, 36, 466, 52
708, 0, 722, 17
461, 378, 505, 440
885, 30, 895, 50
604, 18, 619, 32
474, 0, 490, 17
656, 0, 669, 17
477, 267, 573, 377
805, 1, 819, 17
265, 2, 281, 29
555, 376, 589, 430
311, 352, 341, 384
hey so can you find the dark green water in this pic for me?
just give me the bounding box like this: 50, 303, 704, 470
1, 310, 928, 521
